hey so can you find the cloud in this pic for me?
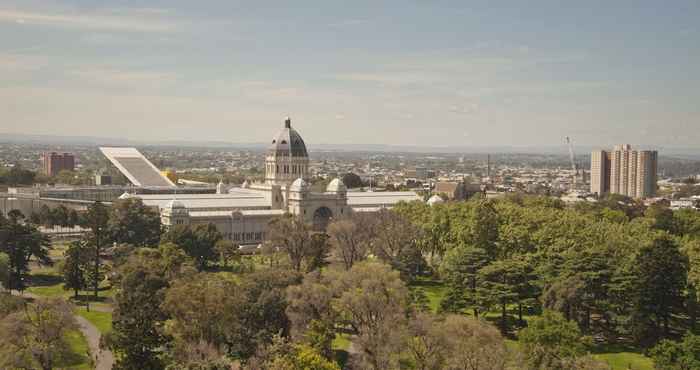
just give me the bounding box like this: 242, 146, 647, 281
0, 53, 47, 71
0, 8, 177, 32
68, 68, 176, 87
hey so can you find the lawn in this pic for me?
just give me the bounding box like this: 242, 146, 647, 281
59, 330, 92, 370
77, 308, 113, 334
592, 344, 654, 370
332, 333, 351, 369
409, 277, 448, 313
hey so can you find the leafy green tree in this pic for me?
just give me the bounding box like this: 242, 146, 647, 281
519, 310, 589, 370
0, 211, 51, 291
107, 266, 170, 369
82, 201, 109, 300
162, 273, 241, 364
214, 239, 239, 267
38, 204, 54, 228
108, 198, 161, 247
650, 333, 700, 370
439, 244, 489, 317
478, 257, 538, 332
629, 235, 687, 345
61, 239, 91, 299
341, 172, 364, 189
228, 268, 301, 360
163, 223, 221, 271
333, 261, 408, 369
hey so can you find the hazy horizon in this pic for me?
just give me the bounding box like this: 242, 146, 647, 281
1, 1, 698, 148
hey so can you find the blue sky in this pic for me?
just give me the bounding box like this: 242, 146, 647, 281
0, 1, 698, 147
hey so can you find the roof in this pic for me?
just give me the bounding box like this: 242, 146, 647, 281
134, 192, 271, 211
346, 191, 422, 207
100, 147, 175, 188
269, 117, 308, 157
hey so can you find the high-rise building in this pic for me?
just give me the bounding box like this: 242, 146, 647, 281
42, 152, 75, 177
589, 145, 657, 198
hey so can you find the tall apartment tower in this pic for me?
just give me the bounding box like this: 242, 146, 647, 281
42, 152, 75, 177
589, 145, 657, 198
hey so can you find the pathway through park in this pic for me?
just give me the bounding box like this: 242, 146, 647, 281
11, 290, 115, 370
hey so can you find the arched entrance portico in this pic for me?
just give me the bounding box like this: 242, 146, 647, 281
312, 206, 333, 231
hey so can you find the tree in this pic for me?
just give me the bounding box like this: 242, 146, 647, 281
333, 261, 408, 369
0, 211, 51, 291
269, 344, 341, 370
107, 266, 170, 369
82, 201, 109, 300
327, 217, 371, 270
61, 240, 91, 299
52, 205, 69, 231
251, 335, 340, 370
629, 235, 687, 345
650, 333, 700, 370
518, 310, 592, 370
478, 257, 538, 332
162, 273, 242, 364
38, 204, 54, 228
439, 244, 489, 317
0, 298, 77, 370
0, 252, 9, 290
371, 209, 425, 281
108, 198, 161, 247
286, 271, 337, 356
214, 239, 239, 267
267, 215, 315, 272
341, 172, 364, 189
227, 268, 302, 360
163, 223, 222, 271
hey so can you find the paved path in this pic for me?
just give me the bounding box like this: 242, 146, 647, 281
11, 290, 115, 370
76, 315, 115, 370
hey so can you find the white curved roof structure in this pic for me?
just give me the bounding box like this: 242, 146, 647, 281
99, 147, 175, 188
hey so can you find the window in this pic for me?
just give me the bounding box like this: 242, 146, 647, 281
281, 140, 287, 144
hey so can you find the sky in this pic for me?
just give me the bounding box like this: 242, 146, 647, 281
0, 0, 698, 148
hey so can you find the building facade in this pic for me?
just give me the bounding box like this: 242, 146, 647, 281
590, 145, 658, 198
131, 118, 422, 246
42, 152, 75, 177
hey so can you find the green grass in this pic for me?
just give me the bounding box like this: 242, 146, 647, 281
409, 277, 448, 313
591, 344, 654, 370
332, 333, 351, 369
77, 308, 112, 334
59, 330, 92, 370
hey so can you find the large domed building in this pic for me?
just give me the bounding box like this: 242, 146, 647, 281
132, 117, 422, 246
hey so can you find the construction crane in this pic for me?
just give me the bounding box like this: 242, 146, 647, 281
565, 136, 578, 191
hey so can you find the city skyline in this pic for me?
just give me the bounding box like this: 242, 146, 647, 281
1, 1, 699, 148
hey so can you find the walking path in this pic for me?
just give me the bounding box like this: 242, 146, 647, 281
11, 290, 115, 370
76, 315, 115, 370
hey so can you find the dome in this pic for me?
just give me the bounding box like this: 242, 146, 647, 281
165, 199, 186, 210
326, 178, 347, 193
269, 117, 308, 157
427, 195, 445, 206
289, 178, 309, 192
